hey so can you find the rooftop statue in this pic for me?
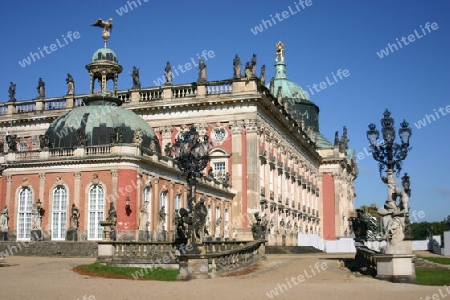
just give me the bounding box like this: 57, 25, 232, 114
276, 41, 285, 62
198, 59, 207, 83
131, 66, 141, 89
165, 62, 173, 85
233, 54, 241, 79
91, 18, 113, 47
8, 82, 16, 102
37, 78, 45, 98
66, 74, 75, 95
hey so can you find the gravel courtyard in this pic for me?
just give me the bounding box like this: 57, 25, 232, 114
0, 253, 443, 300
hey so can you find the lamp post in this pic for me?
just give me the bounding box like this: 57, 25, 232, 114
367, 109, 411, 176
172, 125, 212, 212
367, 109, 412, 243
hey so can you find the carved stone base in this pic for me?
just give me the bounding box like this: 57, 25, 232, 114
66, 229, 78, 241
374, 254, 416, 283
0, 231, 8, 241
30, 230, 42, 241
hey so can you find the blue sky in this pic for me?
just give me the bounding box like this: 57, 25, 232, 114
0, 0, 449, 222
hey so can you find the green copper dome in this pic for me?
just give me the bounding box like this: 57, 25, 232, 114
269, 61, 312, 102
45, 100, 160, 152
267, 43, 332, 148
91, 47, 119, 63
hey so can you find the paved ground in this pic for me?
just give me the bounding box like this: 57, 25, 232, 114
0, 252, 446, 300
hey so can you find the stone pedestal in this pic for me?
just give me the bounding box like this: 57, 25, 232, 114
30, 230, 42, 241
66, 229, 78, 241
177, 257, 210, 280
0, 231, 8, 241
374, 254, 416, 283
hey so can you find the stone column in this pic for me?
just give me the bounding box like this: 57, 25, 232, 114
111, 169, 119, 207
152, 178, 159, 233
73, 172, 81, 207
245, 119, 259, 214
5, 174, 12, 216
230, 121, 244, 227
38, 173, 45, 202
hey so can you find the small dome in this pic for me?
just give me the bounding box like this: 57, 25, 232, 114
45, 102, 160, 152
91, 47, 119, 63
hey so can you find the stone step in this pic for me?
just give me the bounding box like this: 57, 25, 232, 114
265, 246, 323, 254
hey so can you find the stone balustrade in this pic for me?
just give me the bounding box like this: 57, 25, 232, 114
0, 79, 261, 119
171, 84, 197, 98
206, 80, 232, 95
354, 245, 378, 276
177, 240, 265, 279
97, 241, 178, 266
96, 239, 264, 279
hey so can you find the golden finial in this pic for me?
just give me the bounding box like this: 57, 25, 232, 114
91, 18, 113, 48
276, 41, 285, 62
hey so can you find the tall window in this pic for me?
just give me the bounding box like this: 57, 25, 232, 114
212, 162, 226, 180
17, 188, 33, 240
160, 191, 168, 230
175, 194, 181, 210
143, 186, 151, 203
52, 186, 67, 240
88, 185, 105, 240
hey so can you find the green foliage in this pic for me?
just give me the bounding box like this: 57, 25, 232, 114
418, 257, 450, 265
74, 263, 179, 281
415, 269, 450, 285
410, 220, 448, 240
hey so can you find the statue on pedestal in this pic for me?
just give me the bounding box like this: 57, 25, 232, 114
198, 59, 207, 83
215, 217, 222, 239
131, 66, 141, 89
0, 205, 9, 231
66, 73, 75, 95
165, 62, 173, 85
69, 203, 80, 230
139, 202, 149, 231
8, 82, 16, 102
193, 197, 207, 243
107, 202, 117, 227
233, 54, 241, 79
251, 212, 265, 240
260, 65, 266, 85
158, 206, 167, 232
377, 172, 410, 247
31, 201, 42, 230
37, 78, 45, 98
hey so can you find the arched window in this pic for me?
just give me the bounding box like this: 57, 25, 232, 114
88, 185, 105, 240
175, 194, 181, 211
52, 186, 68, 240
17, 188, 33, 240
143, 186, 151, 203
159, 191, 168, 230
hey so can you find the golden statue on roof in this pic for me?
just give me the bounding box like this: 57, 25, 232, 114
276, 41, 285, 62
91, 18, 113, 47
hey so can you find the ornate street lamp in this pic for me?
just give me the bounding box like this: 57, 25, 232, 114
172, 125, 212, 211
367, 109, 413, 247
366, 109, 411, 176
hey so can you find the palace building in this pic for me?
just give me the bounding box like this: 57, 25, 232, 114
0, 31, 357, 245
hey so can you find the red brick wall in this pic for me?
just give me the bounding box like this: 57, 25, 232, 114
322, 172, 336, 240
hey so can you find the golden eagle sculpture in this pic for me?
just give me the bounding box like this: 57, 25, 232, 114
91, 18, 113, 47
